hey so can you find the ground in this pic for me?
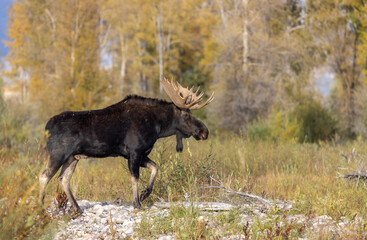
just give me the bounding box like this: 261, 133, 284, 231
50, 200, 365, 239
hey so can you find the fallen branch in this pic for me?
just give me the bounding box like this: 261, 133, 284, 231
338, 171, 367, 181
199, 177, 293, 210
199, 185, 272, 205
153, 201, 235, 211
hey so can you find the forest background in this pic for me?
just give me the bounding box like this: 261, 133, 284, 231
1, 0, 367, 239
3, 0, 367, 142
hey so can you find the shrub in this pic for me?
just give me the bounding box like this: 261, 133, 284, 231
248, 99, 337, 143
0, 101, 39, 151
290, 99, 337, 143
246, 121, 272, 141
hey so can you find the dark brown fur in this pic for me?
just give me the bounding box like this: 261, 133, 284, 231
39, 95, 209, 211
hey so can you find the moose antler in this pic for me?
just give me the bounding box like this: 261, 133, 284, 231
160, 76, 214, 110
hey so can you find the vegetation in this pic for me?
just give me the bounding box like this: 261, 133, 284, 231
2, 0, 367, 239
0, 112, 366, 238
5, 0, 367, 140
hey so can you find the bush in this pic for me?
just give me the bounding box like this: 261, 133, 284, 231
0, 101, 40, 151
246, 121, 273, 141
246, 99, 337, 143
291, 99, 337, 143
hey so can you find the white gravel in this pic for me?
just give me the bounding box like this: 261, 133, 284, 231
52, 200, 366, 240
54, 200, 154, 240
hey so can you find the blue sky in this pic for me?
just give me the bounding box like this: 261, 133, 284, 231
0, 0, 12, 57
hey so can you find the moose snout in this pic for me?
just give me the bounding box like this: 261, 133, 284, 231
200, 128, 209, 140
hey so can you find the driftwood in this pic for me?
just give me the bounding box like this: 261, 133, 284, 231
337, 148, 367, 186
151, 177, 293, 212
337, 148, 367, 188
338, 171, 367, 181
153, 201, 235, 211
199, 177, 293, 211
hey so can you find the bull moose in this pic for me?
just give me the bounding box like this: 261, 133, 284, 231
38, 76, 214, 211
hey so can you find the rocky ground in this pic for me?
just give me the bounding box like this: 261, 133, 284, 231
52, 200, 365, 240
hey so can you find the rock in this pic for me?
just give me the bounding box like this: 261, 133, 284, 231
158, 235, 174, 240
115, 218, 124, 224
52, 200, 362, 240
209, 221, 217, 228
96, 208, 105, 217
124, 227, 134, 236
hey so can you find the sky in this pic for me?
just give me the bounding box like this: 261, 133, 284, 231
0, 0, 12, 58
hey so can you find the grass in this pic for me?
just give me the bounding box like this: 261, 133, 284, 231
1, 131, 367, 239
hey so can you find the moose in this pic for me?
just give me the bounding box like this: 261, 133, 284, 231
39, 76, 214, 212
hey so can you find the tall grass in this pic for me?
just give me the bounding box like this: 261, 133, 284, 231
71, 135, 367, 220
0, 139, 59, 239
1, 129, 366, 238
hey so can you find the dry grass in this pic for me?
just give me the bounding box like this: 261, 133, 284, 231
1, 133, 366, 238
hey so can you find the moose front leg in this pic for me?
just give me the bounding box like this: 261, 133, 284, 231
128, 152, 142, 209
139, 157, 158, 202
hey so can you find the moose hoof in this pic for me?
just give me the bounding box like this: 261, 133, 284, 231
70, 207, 83, 218
133, 202, 143, 210
139, 188, 152, 202
176, 143, 183, 152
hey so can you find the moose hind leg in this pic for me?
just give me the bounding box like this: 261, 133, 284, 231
39, 159, 63, 205
58, 156, 81, 213
139, 157, 158, 202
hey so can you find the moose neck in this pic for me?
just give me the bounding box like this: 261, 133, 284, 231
157, 104, 180, 138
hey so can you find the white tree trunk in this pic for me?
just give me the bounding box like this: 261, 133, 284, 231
156, 12, 164, 93
242, 0, 249, 77
119, 30, 127, 94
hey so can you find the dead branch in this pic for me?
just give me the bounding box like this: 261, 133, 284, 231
338, 171, 367, 181
339, 148, 356, 163
199, 177, 293, 210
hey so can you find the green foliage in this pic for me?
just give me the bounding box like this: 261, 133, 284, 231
245, 121, 273, 141
247, 100, 337, 143
291, 100, 337, 143
0, 102, 38, 151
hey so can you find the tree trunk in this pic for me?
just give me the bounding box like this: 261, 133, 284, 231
119, 30, 127, 94
156, 12, 164, 93
242, 0, 249, 78
345, 30, 360, 135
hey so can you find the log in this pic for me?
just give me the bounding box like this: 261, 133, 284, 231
338, 171, 367, 181
152, 201, 235, 211
199, 177, 293, 211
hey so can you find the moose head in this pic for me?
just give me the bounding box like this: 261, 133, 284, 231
160, 76, 214, 151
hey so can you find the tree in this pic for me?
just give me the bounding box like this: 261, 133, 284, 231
307, 0, 363, 137
208, 0, 316, 132
7, 0, 103, 118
